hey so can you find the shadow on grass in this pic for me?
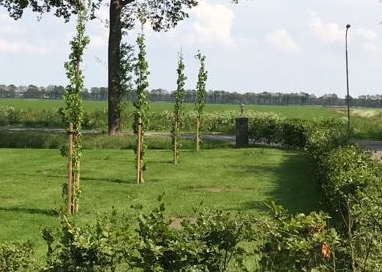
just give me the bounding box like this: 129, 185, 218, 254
79, 176, 161, 184
81, 176, 127, 184
147, 160, 174, 164
0, 207, 58, 217
44, 174, 132, 184
235, 150, 321, 215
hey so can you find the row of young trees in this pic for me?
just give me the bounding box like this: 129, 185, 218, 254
56, 0, 208, 211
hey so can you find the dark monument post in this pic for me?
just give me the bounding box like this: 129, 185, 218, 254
236, 104, 249, 148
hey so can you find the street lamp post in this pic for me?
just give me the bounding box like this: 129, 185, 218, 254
345, 24, 351, 138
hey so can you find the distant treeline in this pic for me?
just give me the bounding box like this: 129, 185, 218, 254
1, 84, 382, 107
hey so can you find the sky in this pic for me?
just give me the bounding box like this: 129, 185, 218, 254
1, 0, 382, 98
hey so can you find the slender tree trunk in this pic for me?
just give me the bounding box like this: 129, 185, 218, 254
67, 123, 74, 215
173, 119, 178, 164
108, 0, 123, 135
196, 115, 200, 151
136, 117, 144, 184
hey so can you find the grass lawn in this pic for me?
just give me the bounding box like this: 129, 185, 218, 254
0, 147, 320, 257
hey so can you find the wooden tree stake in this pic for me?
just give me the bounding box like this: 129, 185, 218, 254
137, 117, 143, 184
173, 120, 178, 164
67, 122, 74, 214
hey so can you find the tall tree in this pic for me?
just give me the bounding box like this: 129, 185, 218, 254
0, 0, 199, 134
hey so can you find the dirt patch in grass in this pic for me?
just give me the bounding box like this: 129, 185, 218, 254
171, 217, 197, 229
206, 187, 226, 192
187, 186, 239, 193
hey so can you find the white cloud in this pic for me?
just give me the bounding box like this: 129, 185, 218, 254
87, 5, 109, 48
362, 42, 378, 52
184, 1, 236, 47
0, 13, 25, 34
265, 30, 300, 52
309, 16, 343, 43
356, 29, 378, 53
356, 28, 377, 41
0, 38, 49, 54
333, 0, 377, 6
88, 34, 107, 48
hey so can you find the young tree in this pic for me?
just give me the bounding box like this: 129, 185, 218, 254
0, 0, 199, 135
172, 51, 186, 164
133, 30, 149, 184
59, 1, 90, 214
194, 50, 207, 152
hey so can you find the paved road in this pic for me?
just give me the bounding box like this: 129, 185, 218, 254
353, 140, 382, 159
3, 127, 382, 153
354, 140, 382, 151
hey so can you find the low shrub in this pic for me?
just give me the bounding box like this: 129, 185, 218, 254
248, 112, 284, 145
38, 198, 337, 272
259, 202, 340, 272
280, 119, 308, 148
0, 131, 66, 148
304, 118, 382, 271
0, 241, 37, 271
42, 210, 132, 272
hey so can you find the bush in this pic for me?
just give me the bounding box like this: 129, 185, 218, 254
37, 197, 341, 272
280, 119, 308, 148
304, 119, 348, 162
42, 210, 133, 271
0, 131, 66, 148
248, 112, 284, 145
0, 241, 37, 271
304, 118, 382, 271
259, 202, 340, 272
133, 196, 258, 272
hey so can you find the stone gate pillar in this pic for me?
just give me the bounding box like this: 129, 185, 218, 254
235, 116, 249, 148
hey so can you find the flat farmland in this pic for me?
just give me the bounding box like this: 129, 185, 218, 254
0, 98, 344, 120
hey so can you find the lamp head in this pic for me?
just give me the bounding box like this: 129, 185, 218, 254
346, 24, 351, 29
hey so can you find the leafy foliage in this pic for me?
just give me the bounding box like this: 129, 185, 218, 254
42, 210, 132, 271
131, 195, 260, 272
259, 202, 340, 272
18, 198, 336, 271
0, 0, 101, 21
303, 118, 382, 271
0, 241, 37, 271
249, 112, 285, 145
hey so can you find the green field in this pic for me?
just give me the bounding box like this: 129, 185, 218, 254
0, 147, 319, 257
3, 98, 382, 139
0, 98, 344, 120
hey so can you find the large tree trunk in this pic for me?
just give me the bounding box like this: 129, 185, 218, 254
108, 0, 123, 134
